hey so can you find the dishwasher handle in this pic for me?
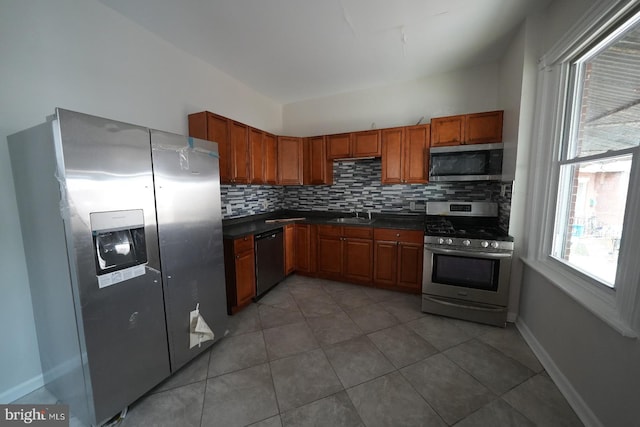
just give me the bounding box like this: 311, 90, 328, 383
255, 228, 283, 240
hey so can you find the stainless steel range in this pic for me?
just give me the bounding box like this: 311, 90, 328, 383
422, 201, 514, 327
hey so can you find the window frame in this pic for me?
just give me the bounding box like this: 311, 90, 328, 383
524, 0, 640, 337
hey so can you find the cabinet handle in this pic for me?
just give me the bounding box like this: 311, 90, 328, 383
236, 255, 240, 259
396, 233, 400, 237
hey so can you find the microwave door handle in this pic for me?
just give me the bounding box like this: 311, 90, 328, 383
425, 246, 513, 259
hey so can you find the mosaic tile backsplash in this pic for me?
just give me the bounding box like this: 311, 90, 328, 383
221, 158, 512, 229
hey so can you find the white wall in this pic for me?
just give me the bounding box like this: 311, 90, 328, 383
517, 0, 640, 426
282, 63, 500, 136
0, 0, 281, 402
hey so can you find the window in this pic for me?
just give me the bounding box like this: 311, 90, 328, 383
526, 1, 640, 336
552, 12, 640, 289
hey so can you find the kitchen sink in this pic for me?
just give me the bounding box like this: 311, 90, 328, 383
329, 217, 375, 224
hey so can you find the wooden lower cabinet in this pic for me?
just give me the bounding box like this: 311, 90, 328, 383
223, 235, 256, 314
295, 223, 316, 275
373, 228, 423, 293
317, 225, 373, 284
317, 228, 343, 280
284, 224, 295, 275
343, 237, 373, 284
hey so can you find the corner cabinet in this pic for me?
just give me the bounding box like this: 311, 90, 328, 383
373, 229, 423, 294
381, 124, 430, 184
431, 110, 503, 147
188, 111, 232, 183
223, 235, 256, 314
277, 136, 303, 185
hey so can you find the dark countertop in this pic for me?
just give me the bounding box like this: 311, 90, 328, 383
222, 210, 425, 239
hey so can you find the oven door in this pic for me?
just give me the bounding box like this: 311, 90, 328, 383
422, 245, 512, 307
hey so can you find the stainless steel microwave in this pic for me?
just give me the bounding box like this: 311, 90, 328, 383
429, 143, 503, 182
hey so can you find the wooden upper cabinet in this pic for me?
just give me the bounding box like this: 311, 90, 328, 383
277, 136, 303, 185
381, 127, 404, 184
381, 125, 429, 184
327, 131, 381, 159
307, 136, 333, 185
229, 121, 249, 184
352, 130, 381, 157
249, 127, 264, 184
188, 111, 231, 183
326, 133, 351, 159
403, 124, 429, 183
263, 133, 277, 185
431, 110, 503, 147
430, 115, 465, 147
466, 110, 503, 144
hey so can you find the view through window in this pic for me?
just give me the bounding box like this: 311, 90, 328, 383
552, 15, 640, 287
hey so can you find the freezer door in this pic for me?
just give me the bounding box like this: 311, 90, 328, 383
151, 131, 228, 371
56, 109, 170, 424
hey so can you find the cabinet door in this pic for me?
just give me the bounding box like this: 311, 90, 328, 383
229, 121, 250, 183
373, 240, 397, 286
465, 111, 503, 144
264, 133, 278, 184
343, 238, 373, 284
284, 224, 295, 275
431, 115, 465, 147
308, 136, 332, 185
317, 235, 342, 278
295, 224, 312, 273
397, 243, 423, 293
249, 128, 264, 184
188, 112, 231, 183
326, 133, 351, 160
277, 136, 303, 185
381, 127, 404, 184
403, 124, 429, 183
352, 130, 381, 157
235, 249, 256, 306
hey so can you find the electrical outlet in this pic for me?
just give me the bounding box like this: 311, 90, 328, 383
225, 204, 232, 215
410, 201, 416, 211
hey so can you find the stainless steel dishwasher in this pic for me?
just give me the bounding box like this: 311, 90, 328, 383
254, 228, 285, 298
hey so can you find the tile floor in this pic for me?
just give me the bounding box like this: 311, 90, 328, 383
14, 275, 584, 427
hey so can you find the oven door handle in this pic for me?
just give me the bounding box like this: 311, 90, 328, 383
423, 295, 506, 312
424, 245, 513, 259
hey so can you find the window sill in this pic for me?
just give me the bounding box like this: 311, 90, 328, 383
521, 256, 638, 338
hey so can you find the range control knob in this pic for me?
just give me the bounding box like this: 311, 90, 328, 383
491, 241, 500, 249
438, 238, 445, 244
481, 241, 489, 248
445, 238, 453, 245
462, 239, 471, 247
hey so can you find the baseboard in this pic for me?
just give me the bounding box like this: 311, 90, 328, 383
515, 319, 603, 427
0, 374, 44, 404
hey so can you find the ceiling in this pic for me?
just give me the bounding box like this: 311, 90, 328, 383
99, 0, 548, 104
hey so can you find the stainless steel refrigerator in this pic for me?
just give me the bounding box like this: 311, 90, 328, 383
8, 109, 228, 426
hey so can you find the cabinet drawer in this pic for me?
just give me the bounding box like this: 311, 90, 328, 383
374, 228, 423, 244
317, 225, 342, 237
233, 235, 254, 253
343, 226, 373, 239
